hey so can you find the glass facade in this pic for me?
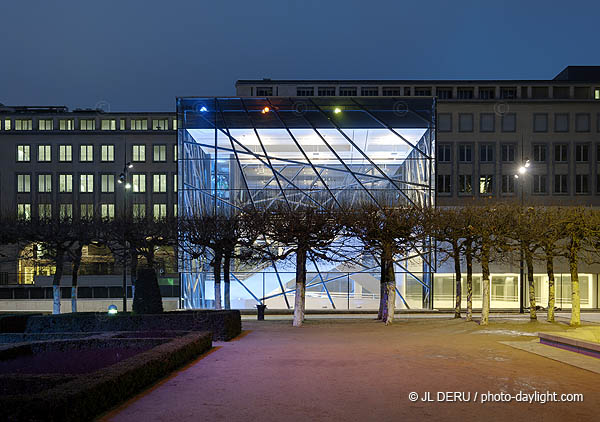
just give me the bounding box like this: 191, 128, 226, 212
178, 97, 435, 310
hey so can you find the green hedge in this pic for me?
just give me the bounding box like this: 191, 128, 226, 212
1, 331, 212, 422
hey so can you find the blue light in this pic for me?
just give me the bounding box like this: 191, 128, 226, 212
108, 304, 118, 315
200, 106, 208, 112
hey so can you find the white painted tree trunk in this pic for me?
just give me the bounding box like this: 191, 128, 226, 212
71, 287, 77, 313
213, 253, 222, 310
53, 286, 61, 314
453, 246, 462, 319
384, 280, 396, 326
480, 246, 490, 326
526, 251, 537, 320
546, 254, 555, 322
293, 247, 307, 327
465, 245, 473, 322
569, 244, 580, 327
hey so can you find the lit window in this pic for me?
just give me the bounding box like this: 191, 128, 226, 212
101, 145, 115, 162
15, 119, 32, 130
17, 203, 31, 220
79, 119, 96, 130
101, 174, 115, 193
595, 89, 600, 100
131, 119, 148, 130
4, 119, 12, 130
80, 145, 94, 162
101, 203, 115, 220
101, 119, 116, 130
80, 204, 94, 219
152, 119, 169, 130
38, 174, 52, 193
153, 174, 167, 192
173, 204, 178, 217
172, 119, 177, 130
132, 174, 146, 193
153, 145, 167, 162
133, 204, 146, 218
17, 174, 31, 193
479, 175, 493, 195
16, 145, 30, 162
38, 119, 53, 130
80, 174, 94, 193
59, 145, 72, 162
59, 119, 74, 130
153, 203, 167, 220
120, 118, 126, 130
59, 174, 73, 193
132, 145, 146, 162
38, 204, 52, 219
173, 174, 177, 192
59, 204, 73, 219
173, 145, 178, 161
38, 145, 51, 162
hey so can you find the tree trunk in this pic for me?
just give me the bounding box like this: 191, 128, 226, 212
213, 251, 222, 310
525, 249, 536, 320
53, 250, 64, 315
480, 245, 490, 326
293, 247, 307, 327
130, 247, 138, 300
465, 243, 473, 322
71, 247, 82, 313
380, 244, 394, 323
377, 256, 387, 320
546, 253, 555, 322
223, 252, 231, 310
568, 240, 580, 327
453, 243, 462, 318
383, 259, 396, 326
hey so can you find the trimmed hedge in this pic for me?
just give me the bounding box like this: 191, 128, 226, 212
24, 310, 241, 341
0, 313, 42, 333
0, 331, 212, 422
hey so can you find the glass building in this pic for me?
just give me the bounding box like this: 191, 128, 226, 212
177, 97, 435, 310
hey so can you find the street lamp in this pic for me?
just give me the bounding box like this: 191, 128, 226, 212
117, 161, 133, 311
514, 158, 529, 313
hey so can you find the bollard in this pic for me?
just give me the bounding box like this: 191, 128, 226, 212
256, 304, 267, 320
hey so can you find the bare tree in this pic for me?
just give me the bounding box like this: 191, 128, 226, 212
66, 217, 99, 312
345, 204, 423, 325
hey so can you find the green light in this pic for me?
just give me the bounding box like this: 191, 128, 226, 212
334, 107, 342, 114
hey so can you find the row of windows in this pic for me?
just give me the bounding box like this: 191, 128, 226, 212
254, 86, 600, 100
438, 112, 600, 133
1, 118, 176, 131
16, 203, 177, 220
15, 174, 177, 194
437, 173, 597, 195
438, 143, 600, 163
15, 144, 177, 163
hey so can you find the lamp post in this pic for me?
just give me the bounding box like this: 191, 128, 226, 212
514, 158, 530, 314
117, 161, 133, 312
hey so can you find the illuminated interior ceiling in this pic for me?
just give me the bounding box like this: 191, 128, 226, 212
177, 97, 436, 309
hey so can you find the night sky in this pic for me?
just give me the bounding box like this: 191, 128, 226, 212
1, 0, 598, 111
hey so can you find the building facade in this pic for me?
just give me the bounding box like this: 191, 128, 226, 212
235, 66, 600, 311
0, 106, 178, 298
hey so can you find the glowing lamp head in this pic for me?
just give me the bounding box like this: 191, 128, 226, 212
125, 183, 132, 189
518, 166, 526, 175
199, 106, 208, 112
261, 106, 270, 114
334, 107, 342, 114
107, 304, 118, 315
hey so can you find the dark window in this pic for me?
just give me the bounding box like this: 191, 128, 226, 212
554, 174, 568, 194
554, 144, 568, 162
575, 113, 590, 132
576, 174, 589, 194
361, 87, 379, 96
339, 87, 357, 96
382, 87, 401, 96
553, 86, 570, 99
501, 113, 516, 132
554, 113, 569, 132
533, 113, 548, 132
437, 175, 451, 194
532, 86, 549, 99
438, 113, 452, 132
576, 144, 589, 162
318, 87, 336, 96
501, 144, 515, 162
403, 87, 411, 96
457, 88, 474, 99
459, 144, 472, 162
438, 144, 451, 162
256, 87, 273, 96
436, 88, 452, 99
480, 144, 494, 162
501, 175, 515, 193
296, 87, 314, 96
500, 87, 517, 99
414, 87, 432, 96
533, 145, 546, 162
480, 113, 495, 132
533, 175, 547, 194
458, 175, 472, 194
458, 114, 473, 132
478, 87, 495, 99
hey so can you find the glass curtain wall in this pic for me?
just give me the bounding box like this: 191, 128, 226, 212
177, 97, 435, 310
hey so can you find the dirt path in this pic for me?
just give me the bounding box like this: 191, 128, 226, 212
105, 318, 600, 422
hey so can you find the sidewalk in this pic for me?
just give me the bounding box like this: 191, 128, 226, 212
104, 318, 600, 422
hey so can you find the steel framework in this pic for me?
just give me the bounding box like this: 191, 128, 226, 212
177, 97, 435, 310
